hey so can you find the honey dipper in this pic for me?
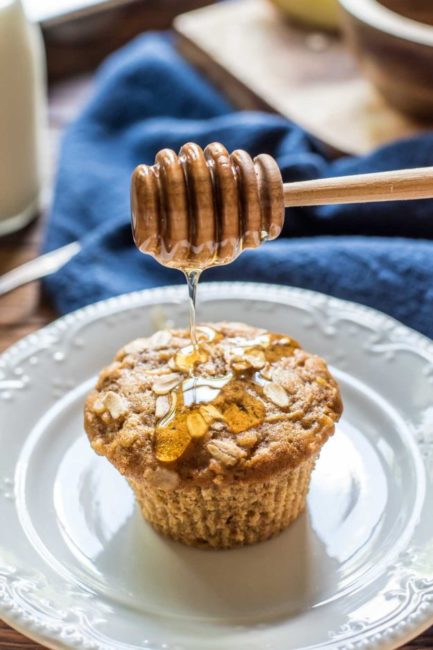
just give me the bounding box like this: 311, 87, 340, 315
131, 142, 433, 270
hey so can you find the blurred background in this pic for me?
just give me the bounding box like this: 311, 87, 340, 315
2, 0, 432, 236
2, 0, 433, 238
23, 0, 216, 79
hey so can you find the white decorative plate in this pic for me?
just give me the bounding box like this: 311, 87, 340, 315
0, 282, 433, 650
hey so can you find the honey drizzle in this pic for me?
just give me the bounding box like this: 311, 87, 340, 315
131, 143, 286, 464
154, 331, 299, 463
185, 269, 201, 354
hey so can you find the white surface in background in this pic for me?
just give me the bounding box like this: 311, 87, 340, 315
23, 0, 113, 22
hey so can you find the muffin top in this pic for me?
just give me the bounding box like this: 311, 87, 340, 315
84, 322, 342, 487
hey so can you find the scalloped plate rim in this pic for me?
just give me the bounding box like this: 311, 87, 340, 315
2, 282, 433, 365
0, 281, 432, 650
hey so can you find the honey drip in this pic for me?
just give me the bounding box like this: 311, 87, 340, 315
130, 143, 290, 463
174, 324, 218, 372
154, 333, 299, 463
185, 269, 201, 354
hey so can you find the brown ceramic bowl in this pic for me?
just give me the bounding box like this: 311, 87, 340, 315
339, 0, 433, 118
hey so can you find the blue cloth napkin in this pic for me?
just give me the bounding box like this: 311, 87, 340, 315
43, 34, 433, 338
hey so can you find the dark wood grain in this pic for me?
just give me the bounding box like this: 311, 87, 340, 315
378, 0, 433, 26
340, 0, 433, 119
0, 50, 431, 650
43, 0, 215, 81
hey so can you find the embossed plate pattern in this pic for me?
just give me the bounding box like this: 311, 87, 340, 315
0, 283, 432, 650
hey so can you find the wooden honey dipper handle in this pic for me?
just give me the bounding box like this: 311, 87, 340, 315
131, 143, 433, 271
283, 167, 433, 207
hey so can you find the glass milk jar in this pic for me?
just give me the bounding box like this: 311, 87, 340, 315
0, 0, 47, 236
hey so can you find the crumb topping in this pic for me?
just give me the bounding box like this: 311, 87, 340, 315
84, 322, 343, 486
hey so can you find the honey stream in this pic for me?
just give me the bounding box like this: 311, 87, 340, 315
155, 314, 299, 464
149, 257, 301, 464
185, 269, 201, 356
131, 152, 291, 463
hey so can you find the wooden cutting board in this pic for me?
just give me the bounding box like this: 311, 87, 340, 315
174, 0, 431, 155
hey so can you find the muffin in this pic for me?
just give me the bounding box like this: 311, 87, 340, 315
84, 322, 342, 549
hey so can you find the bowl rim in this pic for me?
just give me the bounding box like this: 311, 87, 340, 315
339, 0, 433, 47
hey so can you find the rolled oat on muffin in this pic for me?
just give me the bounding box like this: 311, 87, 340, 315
84, 321, 342, 549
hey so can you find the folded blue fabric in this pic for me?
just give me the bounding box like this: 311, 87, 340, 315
43, 33, 433, 338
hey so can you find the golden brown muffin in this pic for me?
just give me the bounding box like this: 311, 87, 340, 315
84, 322, 342, 549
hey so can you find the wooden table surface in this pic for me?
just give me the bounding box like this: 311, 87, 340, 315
0, 72, 432, 650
